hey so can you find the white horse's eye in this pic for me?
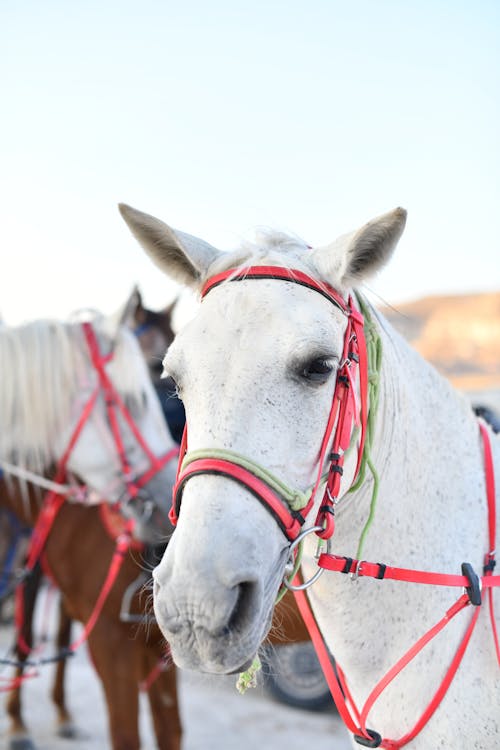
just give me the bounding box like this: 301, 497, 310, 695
301, 357, 335, 384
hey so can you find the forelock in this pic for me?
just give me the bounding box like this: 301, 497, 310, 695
203, 229, 311, 282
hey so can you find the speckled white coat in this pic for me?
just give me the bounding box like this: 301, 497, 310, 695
120, 203, 500, 749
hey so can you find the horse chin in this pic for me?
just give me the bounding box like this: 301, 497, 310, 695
155, 591, 276, 675
169, 641, 256, 675
165, 628, 264, 675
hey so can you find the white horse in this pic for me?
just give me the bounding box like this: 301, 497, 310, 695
120, 204, 500, 749
0, 292, 178, 538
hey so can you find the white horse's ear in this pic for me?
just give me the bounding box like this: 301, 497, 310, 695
119, 204, 222, 289
311, 207, 407, 290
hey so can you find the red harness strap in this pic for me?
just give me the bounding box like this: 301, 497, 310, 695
172, 264, 498, 746
13, 321, 177, 667
82, 322, 175, 494
174, 457, 305, 541
297, 422, 499, 748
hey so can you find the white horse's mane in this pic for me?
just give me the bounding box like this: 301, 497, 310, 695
0, 315, 149, 474
206, 230, 312, 281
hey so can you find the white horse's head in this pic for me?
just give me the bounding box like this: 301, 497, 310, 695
0, 292, 178, 541
120, 203, 406, 672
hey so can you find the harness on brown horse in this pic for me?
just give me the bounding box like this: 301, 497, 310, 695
0, 321, 178, 686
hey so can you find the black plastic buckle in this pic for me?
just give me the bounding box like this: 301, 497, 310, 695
376, 563, 386, 580
484, 557, 496, 574
328, 452, 341, 462
461, 562, 482, 606
318, 505, 335, 518
341, 557, 353, 574
291, 509, 306, 525
354, 728, 382, 747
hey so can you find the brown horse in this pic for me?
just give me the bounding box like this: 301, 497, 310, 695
2, 479, 182, 750
2, 477, 311, 749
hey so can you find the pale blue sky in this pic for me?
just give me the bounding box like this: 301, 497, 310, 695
1, 1, 499, 324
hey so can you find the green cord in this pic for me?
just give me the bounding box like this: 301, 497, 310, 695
351, 293, 382, 560
181, 448, 310, 511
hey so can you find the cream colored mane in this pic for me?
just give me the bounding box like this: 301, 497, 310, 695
0, 315, 154, 474
205, 230, 311, 281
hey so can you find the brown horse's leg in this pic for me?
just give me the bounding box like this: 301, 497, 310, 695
51, 597, 87, 739
141, 640, 182, 750
87, 619, 141, 750
5, 563, 43, 750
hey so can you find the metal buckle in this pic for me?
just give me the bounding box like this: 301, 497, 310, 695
282, 525, 332, 591
350, 559, 364, 581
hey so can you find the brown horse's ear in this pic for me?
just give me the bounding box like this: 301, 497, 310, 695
130, 285, 147, 325
311, 208, 407, 291
119, 204, 222, 290
103, 286, 144, 341
161, 295, 180, 322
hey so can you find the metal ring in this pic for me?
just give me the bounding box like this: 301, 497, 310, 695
282, 526, 332, 592
350, 559, 363, 581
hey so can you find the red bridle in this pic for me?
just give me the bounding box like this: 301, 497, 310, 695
81, 321, 178, 495
168, 265, 499, 749
171, 265, 368, 541
9, 321, 179, 673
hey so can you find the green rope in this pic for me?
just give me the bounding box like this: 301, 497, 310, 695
350, 293, 382, 560
181, 448, 310, 511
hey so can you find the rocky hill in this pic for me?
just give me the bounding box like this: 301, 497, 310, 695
380, 291, 500, 393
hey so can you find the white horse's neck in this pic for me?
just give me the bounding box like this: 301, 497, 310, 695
305, 303, 499, 740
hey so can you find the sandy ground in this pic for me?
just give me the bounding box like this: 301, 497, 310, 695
0, 612, 351, 750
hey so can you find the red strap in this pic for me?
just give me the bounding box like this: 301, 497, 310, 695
201, 266, 350, 314
351, 308, 369, 480
293, 577, 483, 748
139, 644, 172, 692
82, 322, 173, 495
173, 458, 304, 541
479, 422, 496, 555
387, 605, 481, 747
358, 594, 474, 740
68, 524, 133, 652
317, 553, 498, 589
479, 422, 499, 665
302, 420, 499, 747
0, 670, 39, 693
291, 582, 365, 737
